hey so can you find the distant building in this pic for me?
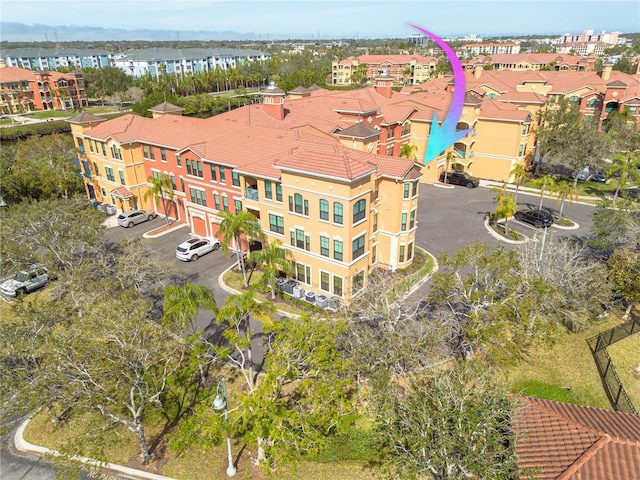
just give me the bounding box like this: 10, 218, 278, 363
460, 43, 521, 56
331, 54, 438, 86
112, 48, 271, 78
0, 65, 88, 114
559, 30, 621, 46
556, 42, 608, 56
2, 48, 112, 70
462, 53, 596, 72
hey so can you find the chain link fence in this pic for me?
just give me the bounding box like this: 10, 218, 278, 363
587, 316, 639, 415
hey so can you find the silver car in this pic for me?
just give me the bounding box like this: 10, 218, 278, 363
0, 265, 50, 297
176, 238, 221, 261
117, 210, 156, 228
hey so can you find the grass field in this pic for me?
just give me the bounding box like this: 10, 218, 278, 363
606, 327, 640, 409
504, 315, 626, 409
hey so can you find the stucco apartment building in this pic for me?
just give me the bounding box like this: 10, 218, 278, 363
462, 53, 596, 72
0, 65, 88, 114
330, 54, 438, 86
2, 48, 111, 70
460, 42, 520, 56
68, 79, 422, 303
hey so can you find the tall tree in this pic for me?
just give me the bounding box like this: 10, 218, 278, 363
591, 198, 640, 252
217, 210, 263, 288
529, 175, 556, 210
163, 283, 218, 334
605, 152, 640, 203
399, 143, 418, 160
509, 163, 528, 205
605, 249, 640, 318
142, 173, 175, 224
552, 179, 579, 218
490, 184, 518, 235
373, 362, 518, 480
246, 240, 294, 299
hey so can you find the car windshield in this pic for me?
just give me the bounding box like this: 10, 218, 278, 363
177, 246, 188, 253
14, 272, 28, 282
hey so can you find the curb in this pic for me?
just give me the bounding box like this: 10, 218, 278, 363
479, 180, 599, 208
15, 417, 176, 480
551, 220, 580, 230
484, 216, 529, 245
143, 222, 188, 239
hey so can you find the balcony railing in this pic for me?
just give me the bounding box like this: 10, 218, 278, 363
454, 147, 466, 159
244, 187, 259, 201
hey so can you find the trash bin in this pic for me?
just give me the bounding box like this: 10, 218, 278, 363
315, 295, 328, 308
292, 285, 305, 299
276, 278, 286, 292
105, 205, 117, 216
304, 291, 316, 303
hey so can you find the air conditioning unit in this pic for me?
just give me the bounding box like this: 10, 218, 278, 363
292, 285, 305, 299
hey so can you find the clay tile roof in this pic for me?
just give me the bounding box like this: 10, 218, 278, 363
496, 92, 548, 104
479, 98, 532, 122
261, 84, 285, 95
335, 122, 380, 139
515, 397, 640, 480
66, 112, 106, 125
0, 66, 37, 82
110, 187, 133, 198
148, 101, 184, 113
606, 80, 628, 88
289, 86, 310, 94
464, 94, 483, 105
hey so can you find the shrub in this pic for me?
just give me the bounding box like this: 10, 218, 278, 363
311, 428, 381, 462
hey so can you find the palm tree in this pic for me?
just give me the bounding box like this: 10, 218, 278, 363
605, 152, 640, 203
399, 143, 418, 160
443, 150, 454, 184
509, 163, 528, 205
529, 175, 556, 211
246, 240, 295, 299
143, 173, 175, 225
216, 288, 275, 390
163, 283, 218, 334
490, 184, 517, 236
217, 210, 264, 288
552, 180, 579, 218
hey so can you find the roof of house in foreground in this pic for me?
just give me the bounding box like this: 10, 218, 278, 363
514, 396, 640, 479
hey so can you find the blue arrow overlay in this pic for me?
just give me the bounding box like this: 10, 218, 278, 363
409, 24, 473, 163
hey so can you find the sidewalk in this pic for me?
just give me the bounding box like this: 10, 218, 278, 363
479, 179, 601, 206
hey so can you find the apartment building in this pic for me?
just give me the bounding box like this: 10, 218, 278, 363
559, 30, 622, 46
555, 42, 608, 57
460, 43, 521, 56
0, 65, 88, 114
331, 54, 438, 86
112, 48, 271, 78
2, 48, 111, 70
67, 81, 422, 302
462, 54, 596, 72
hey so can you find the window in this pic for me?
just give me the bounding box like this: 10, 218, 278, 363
401, 213, 407, 231
372, 245, 377, 264
105, 166, 115, 182
518, 144, 526, 156
77, 138, 85, 155
219, 166, 226, 184
409, 210, 415, 229
412, 181, 418, 197
119, 170, 125, 185
320, 236, 329, 257
401, 122, 411, 136
180, 178, 185, 192
93, 162, 99, 176
352, 271, 364, 293
289, 193, 309, 215
275, 183, 282, 202
210, 164, 217, 181
111, 145, 122, 160
101, 143, 107, 156
152, 171, 161, 180
321, 271, 330, 291
407, 242, 413, 261
264, 181, 273, 199
334, 240, 343, 261
222, 196, 229, 211
214, 193, 220, 210
234, 200, 242, 213
187, 159, 203, 177
170, 174, 176, 189
269, 214, 284, 234
386, 126, 394, 140
353, 199, 366, 223
189, 188, 207, 206
148, 146, 155, 160
333, 275, 343, 296
403, 183, 410, 199
374, 181, 379, 199
295, 263, 311, 285
319, 199, 329, 221
88, 140, 94, 153
373, 213, 378, 232
177, 154, 182, 167
232, 171, 240, 187
143, 145, 149, 158
352, 235, 365, 260
160, 148, 166, 162
399, 245, 405, 262
333, 202, 343, 224
521, 124, 530, 135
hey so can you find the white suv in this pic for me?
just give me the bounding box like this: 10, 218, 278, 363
117, 210, 156, 228
1, 265, 50, 297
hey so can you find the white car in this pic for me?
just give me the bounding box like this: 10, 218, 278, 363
117, 210, 156, 228
176, 238, 221, 261
0, 265, 50, 297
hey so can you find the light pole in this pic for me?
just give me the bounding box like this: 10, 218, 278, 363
213, 378, 237, 477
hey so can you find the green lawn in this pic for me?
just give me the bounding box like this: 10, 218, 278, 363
503, 315, 627, 409
606, 327, 640, 409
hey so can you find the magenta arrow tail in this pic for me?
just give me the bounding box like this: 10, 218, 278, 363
409, 24, 472, 163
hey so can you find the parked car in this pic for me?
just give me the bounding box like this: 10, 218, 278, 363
623, 187, 640, 201
176, 237, 221, 261
439, 171, 480, 188
571, 166, 591, 181
591, 171, 606, 183
117, 210, 156, 228
0, 265, 50, 297
514, 209, 554, 228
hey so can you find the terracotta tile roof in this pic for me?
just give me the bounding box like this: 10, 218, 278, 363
515, 397, 640, 480
336, 122, 380, 139
110, 186, 134, 198
148, 101, 184, 113
0, 66, 75, 83
66, 112, 106, 124
496, 92, 548, 104
379, 104, 416, 124
480, 99, 532, 122
356, 54, 437, 65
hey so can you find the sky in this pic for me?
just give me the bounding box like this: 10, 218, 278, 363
0, 0, 639, 42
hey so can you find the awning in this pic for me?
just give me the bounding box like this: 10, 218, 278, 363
110, 187, 134, 199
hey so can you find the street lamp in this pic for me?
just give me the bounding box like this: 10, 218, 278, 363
213, 378, 237, 477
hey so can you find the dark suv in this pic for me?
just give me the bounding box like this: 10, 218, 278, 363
440, 171, 480, 188
514, 209, 554, 228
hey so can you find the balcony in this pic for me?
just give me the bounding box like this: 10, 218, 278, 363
453, 146, 466, 159
244, 187, 259, 201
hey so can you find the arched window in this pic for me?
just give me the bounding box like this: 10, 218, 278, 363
353, 199, 366, 224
